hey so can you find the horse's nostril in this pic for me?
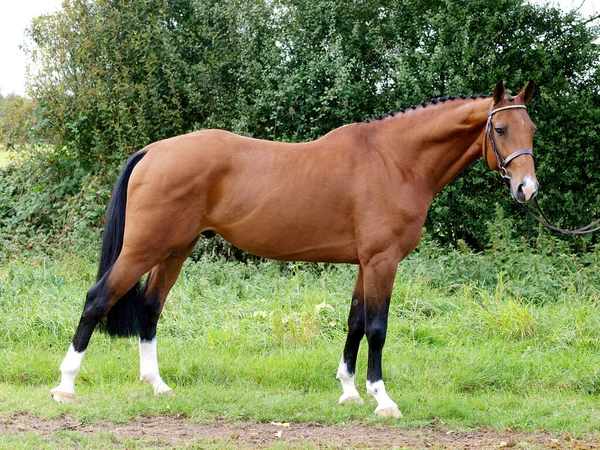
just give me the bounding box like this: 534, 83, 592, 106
516, 177, 538, 203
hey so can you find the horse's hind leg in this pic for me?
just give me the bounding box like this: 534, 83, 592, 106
337, 267, 365, 404
138, 238, 199, 395
50, 256, 154, 403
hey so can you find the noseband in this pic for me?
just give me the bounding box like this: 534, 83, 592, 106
485, 104, 533, 180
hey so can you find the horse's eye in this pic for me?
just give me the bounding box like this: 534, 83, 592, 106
495, 127, 505, 136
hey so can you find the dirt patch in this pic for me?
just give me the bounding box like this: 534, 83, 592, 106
1, 413, 599, 449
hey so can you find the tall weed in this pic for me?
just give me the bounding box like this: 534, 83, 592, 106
404, 204, 600, 305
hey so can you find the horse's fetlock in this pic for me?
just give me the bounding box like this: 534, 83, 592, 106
139, 371, 154, 383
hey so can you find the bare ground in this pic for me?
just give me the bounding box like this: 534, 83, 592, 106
2, 413, 599, 449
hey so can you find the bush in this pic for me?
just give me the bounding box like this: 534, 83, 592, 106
0, 149, 110, 258
7, 0, 599, 251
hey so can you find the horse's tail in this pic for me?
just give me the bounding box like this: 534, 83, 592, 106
96, 151, 147, 337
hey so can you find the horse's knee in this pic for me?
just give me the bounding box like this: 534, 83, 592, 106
365, 319, 388, 350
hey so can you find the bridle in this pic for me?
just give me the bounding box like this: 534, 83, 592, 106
484, 102, 600, 235
484, 104, 533, 180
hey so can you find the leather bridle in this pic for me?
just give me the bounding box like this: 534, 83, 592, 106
484, 103, 600, 234
484, 104, 533, 180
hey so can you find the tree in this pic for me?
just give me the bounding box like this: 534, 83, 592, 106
16, 0, 600, 248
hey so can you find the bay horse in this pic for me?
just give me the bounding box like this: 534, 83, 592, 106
51, 81, 538, 418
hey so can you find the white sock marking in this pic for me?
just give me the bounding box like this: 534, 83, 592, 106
140, 338, 172, 394
336, 358, 362, 404
51, 344, 85, 395
366, 379, 400, 415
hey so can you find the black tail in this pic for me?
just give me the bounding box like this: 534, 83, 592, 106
97, 151, 146, 337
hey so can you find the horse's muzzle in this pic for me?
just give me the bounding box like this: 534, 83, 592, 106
513, 176, 538, 203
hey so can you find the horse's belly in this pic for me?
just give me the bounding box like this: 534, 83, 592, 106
215, 215, 359, 264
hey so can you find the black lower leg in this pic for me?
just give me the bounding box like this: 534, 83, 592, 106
365, 299, 390, 383
139, 280, 162, 342
71, 282, 109, 352
342, 297, 365, 375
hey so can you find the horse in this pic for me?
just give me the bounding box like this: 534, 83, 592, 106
51, 81, 538, 419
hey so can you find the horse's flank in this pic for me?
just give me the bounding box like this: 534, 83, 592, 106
127, 97, 490, 265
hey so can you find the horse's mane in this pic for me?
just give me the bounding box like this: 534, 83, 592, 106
363, 93, 493, 123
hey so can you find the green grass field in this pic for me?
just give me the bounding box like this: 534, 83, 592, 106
1, 232, 599, 447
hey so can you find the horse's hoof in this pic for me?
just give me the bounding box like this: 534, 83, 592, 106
154, 388, 173, 396
153, 384, 173, 396
50, 390, 75, 403
339, 394, 364, 405
374, 405, 403, 419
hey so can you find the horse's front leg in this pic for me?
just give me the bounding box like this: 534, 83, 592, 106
362, 252, 402, 418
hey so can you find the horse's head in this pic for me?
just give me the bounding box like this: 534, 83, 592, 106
484, 80, 538, 203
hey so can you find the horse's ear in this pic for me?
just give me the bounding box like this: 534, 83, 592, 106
517, 80, 535, 104
493, 80, 506, 105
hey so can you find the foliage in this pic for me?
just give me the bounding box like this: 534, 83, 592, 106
0, 94, 39, 149
25, 0, 187, 167
0, 150, 110, 259
409, 1, 600, 247
5, 0, 599, 250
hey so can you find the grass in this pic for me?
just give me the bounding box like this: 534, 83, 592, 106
1, 228, 600, 442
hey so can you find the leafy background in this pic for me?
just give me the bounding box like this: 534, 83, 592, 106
1, 0, 599, 254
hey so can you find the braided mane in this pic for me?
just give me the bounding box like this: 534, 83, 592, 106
364, 93, 493, 123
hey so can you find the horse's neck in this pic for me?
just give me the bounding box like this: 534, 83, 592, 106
374, 98, 491, 195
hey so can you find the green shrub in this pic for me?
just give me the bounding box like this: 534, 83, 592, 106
3, 0, 597, 251
0, 150, 110, 258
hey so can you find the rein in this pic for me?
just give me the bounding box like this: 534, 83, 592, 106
485, 103, 600, 235
518, 199, 600, 235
